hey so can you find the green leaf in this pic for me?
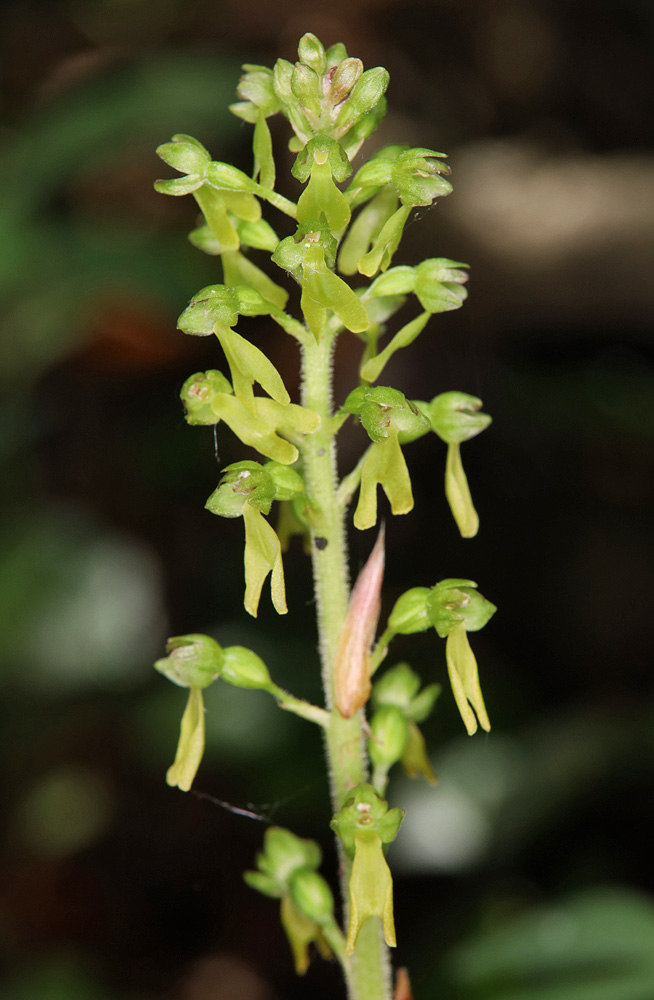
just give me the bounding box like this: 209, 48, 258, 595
446, 888, 654, 1000
242, 503, 287, 616
165, 686, 206, 791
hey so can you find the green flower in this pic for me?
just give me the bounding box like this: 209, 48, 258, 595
331, 784, 403, 953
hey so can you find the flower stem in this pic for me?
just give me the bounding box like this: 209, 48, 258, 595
300, 333, 392, 1000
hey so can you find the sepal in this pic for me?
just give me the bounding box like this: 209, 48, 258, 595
205, 461, 276, 517
334, 527, 385, 717
154, 633, 224, 688
368, 704, 408, 771
180, 370, 233, 425
428, 579, 496, 637
426, 391, 491, 444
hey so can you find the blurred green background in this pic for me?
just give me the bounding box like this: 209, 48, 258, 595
2, 1, 654, 998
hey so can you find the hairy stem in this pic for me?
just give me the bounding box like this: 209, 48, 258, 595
300, 333, 392, 1000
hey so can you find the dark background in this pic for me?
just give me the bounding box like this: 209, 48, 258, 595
2, 1, 654, 998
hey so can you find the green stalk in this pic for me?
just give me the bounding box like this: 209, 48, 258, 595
300, 332, 392, 1000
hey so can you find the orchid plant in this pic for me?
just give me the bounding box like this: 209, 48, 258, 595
153, 33, 495, 1000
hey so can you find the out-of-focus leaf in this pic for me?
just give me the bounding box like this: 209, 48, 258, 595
445, 888, 654, 1000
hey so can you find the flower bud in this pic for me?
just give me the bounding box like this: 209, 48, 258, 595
387, 587, 432, 634
180, 370, 232, 425
221, 645, 274, 690
325, 42, 349, 70
263, 461, 305, 502
291, 63, 322, 118
257, 826, 322, 885
297, 33, 327, 75
427, 391, 491, 444
154, 634, 224, 689
368, 704, 409, 769
327, 57, 363, 107
334, 67, 390, 137
372, 662, 421, 708
289, 868, 335, 926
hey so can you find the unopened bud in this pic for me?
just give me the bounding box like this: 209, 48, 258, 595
297, 33, 327, 75
387, 587, 432, 634
372, 662, 421, 708
289, 868, 335, 926
221, 645, 274, 690
263, 461, 305, 502
368, 704, 409, 769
